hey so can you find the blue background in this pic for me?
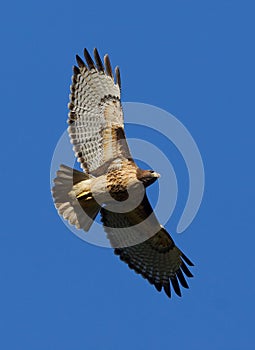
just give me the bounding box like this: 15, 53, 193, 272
1, 1, 254, 349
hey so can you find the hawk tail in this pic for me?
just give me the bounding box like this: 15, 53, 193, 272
52, 164, 100, 231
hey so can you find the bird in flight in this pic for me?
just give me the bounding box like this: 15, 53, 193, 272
52, 48, 194, 298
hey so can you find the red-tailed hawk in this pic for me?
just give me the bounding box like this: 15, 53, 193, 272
52, 48, 194, 298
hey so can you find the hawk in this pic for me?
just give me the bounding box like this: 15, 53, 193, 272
52, 48, 194, 298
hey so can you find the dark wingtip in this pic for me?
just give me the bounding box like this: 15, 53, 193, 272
84, 48, 95, 69
170, 276, 182, 297
115, 66, 121, 88
93, 48, 104, 71
180, 261, 194, 278
163, 283, 171, 298
154, 282, 162, 292
176, 269, 189, 289
76, 54, 85, 68
73, 65, 80, 75
104, 54, 113, 78
181, 252, 194, 266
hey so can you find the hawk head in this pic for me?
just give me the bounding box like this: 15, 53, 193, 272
137, 169, 160, 188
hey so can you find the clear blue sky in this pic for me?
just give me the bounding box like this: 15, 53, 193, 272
1, 1, 254, 349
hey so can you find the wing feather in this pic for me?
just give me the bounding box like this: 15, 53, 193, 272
76, 54, 86, 68
93, 48, 104, 72
100, 196, 194, 298
83, 48, 95, 70
104, 54, 113, 78
68, 48, 132, 174
115, 66, 121, 89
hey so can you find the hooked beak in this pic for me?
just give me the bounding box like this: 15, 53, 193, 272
153, 172, 161, 178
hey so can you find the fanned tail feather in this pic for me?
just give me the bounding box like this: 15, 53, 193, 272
52, 164, 100, 231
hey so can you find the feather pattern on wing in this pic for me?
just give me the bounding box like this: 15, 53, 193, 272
101, 199, 194, 298
68, 48, 132, 175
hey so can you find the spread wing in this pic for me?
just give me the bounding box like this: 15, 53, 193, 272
100, 196, 194, 298
68, 48, 132, 175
